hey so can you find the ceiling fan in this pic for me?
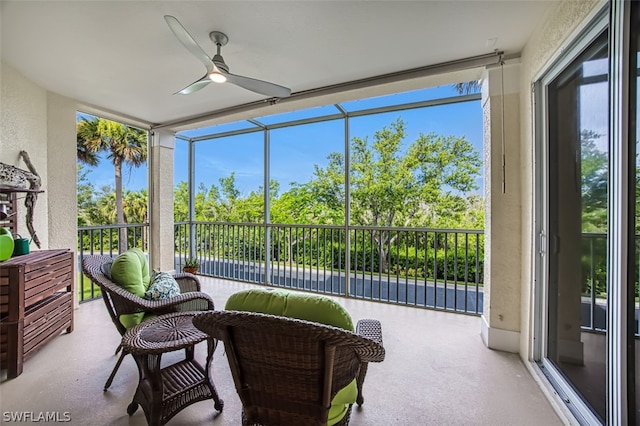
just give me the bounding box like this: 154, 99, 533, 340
164, 15, 291, 98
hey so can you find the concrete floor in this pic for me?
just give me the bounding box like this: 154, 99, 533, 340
0, 277, 564, 426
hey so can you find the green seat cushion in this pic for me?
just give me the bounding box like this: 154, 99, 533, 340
118, 312, 157, 330
119, 312, 146, 329
225, 288, 356, 425
327, 379, 357, 426
225, 288, 354, 331
110, 248, 151, 328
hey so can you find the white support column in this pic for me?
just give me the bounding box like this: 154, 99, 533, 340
480, 61, 522, 353
149, 130, 175, 272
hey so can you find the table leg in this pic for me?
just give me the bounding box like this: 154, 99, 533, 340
129, 353, 164, 426
205, 338, 224, 411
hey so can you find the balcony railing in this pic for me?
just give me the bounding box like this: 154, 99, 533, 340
175, 221, 484, 314
77, 223, 637, 334
77, 223, 149, 303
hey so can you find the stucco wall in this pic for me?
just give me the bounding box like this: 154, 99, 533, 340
47, 92, 78, 252
1, 61, 77, 300
1, 62, 49, 248
518, 0, 605, 359
481, 62, 522, 353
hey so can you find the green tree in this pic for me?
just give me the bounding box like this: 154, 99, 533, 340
174, 181, 224, 222
96, 188, 117, 224
580, 130, 607, 232
77, 117, 147, 252
306, 118, 481, 272
77, 164, 96, 226
124, 190, 148, 224
174, 181, 190, 222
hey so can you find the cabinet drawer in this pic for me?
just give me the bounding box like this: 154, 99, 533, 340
23, 292, 73, 359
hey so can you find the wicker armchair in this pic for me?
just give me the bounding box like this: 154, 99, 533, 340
193, 310, 385, 426
82, 254, 215, 391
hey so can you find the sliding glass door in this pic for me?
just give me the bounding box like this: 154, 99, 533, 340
543, 28, 609, 423
537, 3, 639, 423
631, 2, 639, 422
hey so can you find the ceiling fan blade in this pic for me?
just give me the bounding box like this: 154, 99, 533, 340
224, 71, 292, 98
164, 15, 213, 74
176, 74, 212, 95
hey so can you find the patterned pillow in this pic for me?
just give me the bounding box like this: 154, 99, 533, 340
144, 271, 181, 300
101, 261, 113, 280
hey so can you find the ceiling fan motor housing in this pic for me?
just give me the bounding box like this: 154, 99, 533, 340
212, 54, 229, 72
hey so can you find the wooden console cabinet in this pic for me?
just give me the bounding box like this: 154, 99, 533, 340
0, 249, 74, 378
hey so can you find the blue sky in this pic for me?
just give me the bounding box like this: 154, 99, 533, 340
79, 84, 484, 196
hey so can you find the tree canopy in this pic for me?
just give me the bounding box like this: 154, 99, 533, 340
168, 118, 484, 231
76, 117, 148, 251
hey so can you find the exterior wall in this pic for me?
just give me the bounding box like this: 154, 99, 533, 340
47, 93, 77, 253
481, 63, 522, 353
1, 62, 49, 248
518, 0, 604, 362
1, 61, 78, 301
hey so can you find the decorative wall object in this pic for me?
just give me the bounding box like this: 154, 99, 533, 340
0, 151, 42, 248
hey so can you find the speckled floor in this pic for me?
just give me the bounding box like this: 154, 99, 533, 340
0, 277, 563, 426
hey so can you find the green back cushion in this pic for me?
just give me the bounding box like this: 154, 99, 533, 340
110, 248, 150, 328
110, 248, 150, 296
225, 289, 356, 425
225, 288, 354, 332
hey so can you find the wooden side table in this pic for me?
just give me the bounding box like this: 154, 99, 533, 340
0, 249, 74, 378
121, 311, 223, 426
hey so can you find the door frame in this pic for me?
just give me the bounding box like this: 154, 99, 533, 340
532, 10, 608, 426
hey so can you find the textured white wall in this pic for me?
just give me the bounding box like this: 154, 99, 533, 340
47, 92, 77, 252
2, 61, 78, 302
1, 62, 49, 249
518, 0, 604, 359
481, 63, 522, 353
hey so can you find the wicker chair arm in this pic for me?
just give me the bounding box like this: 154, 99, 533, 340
107, 283, 214, 313
173, 272, 202, 292
355, 319, 385, 363
143, 291, 214, 312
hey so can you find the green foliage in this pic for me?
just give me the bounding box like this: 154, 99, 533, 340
184, 257, 200, 268
580, 130, 607, 232
77, 164, 95, 226
77, 116, 148, 252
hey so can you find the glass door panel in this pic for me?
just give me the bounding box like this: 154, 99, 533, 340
546, 30, 608, 421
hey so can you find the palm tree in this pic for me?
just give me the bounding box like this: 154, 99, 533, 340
124, 189, 148, 224
124, 189, 149, 249
453, 80, 481, 95
77, 117, 147, 252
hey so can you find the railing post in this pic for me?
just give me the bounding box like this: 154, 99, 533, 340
188, 137, 196, 261
263, 127, 271, 285
339, 106, 351, 298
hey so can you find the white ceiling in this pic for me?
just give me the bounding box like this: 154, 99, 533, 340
1, 1, 557, 130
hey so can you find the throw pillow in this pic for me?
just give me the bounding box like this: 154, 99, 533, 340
144, 271, 181, 300
101, 261, 113, 280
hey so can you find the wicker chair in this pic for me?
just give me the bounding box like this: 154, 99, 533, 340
193, 310, 385, 426
82, 254, 215, 391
